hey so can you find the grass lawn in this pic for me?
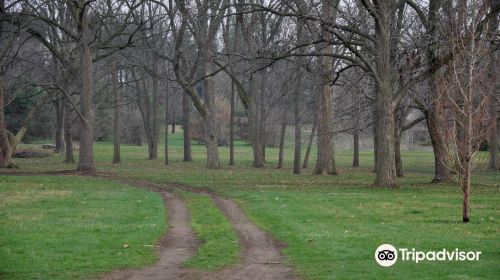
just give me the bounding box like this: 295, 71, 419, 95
0, 176, 166, 280
3, 128, 500, 279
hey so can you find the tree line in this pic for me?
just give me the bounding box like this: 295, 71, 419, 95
0, 0, 498, 222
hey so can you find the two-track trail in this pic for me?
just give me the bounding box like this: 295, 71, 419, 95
0, 171, 298, 280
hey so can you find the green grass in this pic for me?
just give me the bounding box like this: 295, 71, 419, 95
182, 192, 240, 270
0, 176, 166, 280
5, 128, 500, 279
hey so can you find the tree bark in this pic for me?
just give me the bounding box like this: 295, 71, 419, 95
277, 108, 287, 169
250, 76, 264, 167
63, 99, 74, 163
259, 71, 267, 162
182, 93, 193, 161
54, 97, 65, 153
0, 76, 12, 168
76, 2, 96, 172
112, 62, 120, 164
314, 0, 338, 175
394, 108, 403, 177
426, 105, 451, 183
229, 80, 235, 165
373, 1, 397, 187
353, 117, 360, 167
165, 92, 169, 166
487, 0, 500, 170
203, 48, 220, 169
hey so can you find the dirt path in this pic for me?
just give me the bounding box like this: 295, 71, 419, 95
210, 196, 297, 280
1, 171, 298, 279
103, 190, 201, 280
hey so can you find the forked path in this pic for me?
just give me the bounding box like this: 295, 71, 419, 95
0, 171, 297, 279
102, 177, 298, 280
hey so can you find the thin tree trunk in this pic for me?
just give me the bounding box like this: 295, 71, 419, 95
353, 118, 360, 167
293, 17, 306, 175
171, 100, 175, 134
165, 92, 169, 166
112, 62, 120, 164
54, 97, 65, 153
259, 71, 267, 162
303, 121, 316, 169
277, 108, 287, 169
63, 99, 74, 163
182, 93, 193, 161
229, 80, 235, 165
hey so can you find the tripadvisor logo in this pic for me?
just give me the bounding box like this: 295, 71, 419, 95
375, 244, 481, 267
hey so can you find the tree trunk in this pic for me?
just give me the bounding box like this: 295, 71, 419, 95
303, 121, 316, 169
112, 62, 120, 164
394, 108, 403, 177
203, 49, 220, 169
63, 99, 74, 163
250, 76, 264, 167
147, 76, 160, 160
426, 108, 451, 182
229, 80, 235, 166
353, 118, 359, 167
0, 76, 13, 168
277, 108, 287, 169
54, 97, 65, 153
171, 102, 175, 134
426, 0, 451, 181
182, 93, 193, 161
293, 18, 306, 175
259, 71, 267, 162
373, 2, 397, 187
165, 92, 169, 166
314, 0, 338, 175
487, 1, 499, 170
76, 5, 95, 172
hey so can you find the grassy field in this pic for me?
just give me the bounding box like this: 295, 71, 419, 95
1, 129, 499, 279
0, 176, 166, 279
